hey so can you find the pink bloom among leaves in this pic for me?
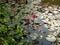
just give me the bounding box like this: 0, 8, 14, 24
32, 13, 37, 19
26, 18, 30, 23
12, 10, 16, 13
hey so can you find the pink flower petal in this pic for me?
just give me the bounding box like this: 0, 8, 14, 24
12, 10, 16, 12
26, 18, 30, 23
32, 13, 37, 19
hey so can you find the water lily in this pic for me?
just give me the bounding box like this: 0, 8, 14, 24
30, 33, 38, 40
46, 35, 56, 42
53, 11, 59, 14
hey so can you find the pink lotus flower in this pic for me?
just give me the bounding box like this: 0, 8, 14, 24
26, 18, 30, 23
32, 13, 37, 19
12, 10, 16, 13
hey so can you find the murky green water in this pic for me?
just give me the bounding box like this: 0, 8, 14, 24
0, 0, 60, 5
42, 0, 60, 5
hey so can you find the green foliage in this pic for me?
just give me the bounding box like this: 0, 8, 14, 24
57, 33, 60, 37
0, 3, 30, 45
0, 25, 7, 33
